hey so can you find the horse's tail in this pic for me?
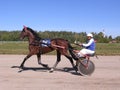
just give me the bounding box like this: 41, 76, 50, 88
68, 43, 78, 60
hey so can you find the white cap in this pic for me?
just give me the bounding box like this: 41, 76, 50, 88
87, 33, 93, 37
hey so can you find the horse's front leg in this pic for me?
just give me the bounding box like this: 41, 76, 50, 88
20, 54, 32, 69
37, 54, 49, 68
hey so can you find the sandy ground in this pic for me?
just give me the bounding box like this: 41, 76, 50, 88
0, 55, 120, 90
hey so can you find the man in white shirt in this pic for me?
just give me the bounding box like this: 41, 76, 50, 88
74, 33, 96, 57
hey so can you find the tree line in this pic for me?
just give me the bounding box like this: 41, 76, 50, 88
0, 30, 120, 43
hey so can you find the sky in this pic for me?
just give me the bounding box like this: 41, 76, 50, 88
0, 0, 120, 37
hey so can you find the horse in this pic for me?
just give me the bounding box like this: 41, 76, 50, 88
19, 26, 77, 72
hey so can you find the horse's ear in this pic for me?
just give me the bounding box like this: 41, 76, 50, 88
23, 25, 26, 28
23, 25, 27, 32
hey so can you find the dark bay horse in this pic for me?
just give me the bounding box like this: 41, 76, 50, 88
19, 26, 77, 72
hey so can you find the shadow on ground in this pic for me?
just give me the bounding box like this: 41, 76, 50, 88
11, 66, 81, 76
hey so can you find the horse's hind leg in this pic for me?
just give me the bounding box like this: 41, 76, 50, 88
61, 49, 76, 70
65, 55, 78, 72
37, 54, 49, 68
49, 50, 61, 72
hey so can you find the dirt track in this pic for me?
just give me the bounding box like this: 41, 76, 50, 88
0, 55, 120, 90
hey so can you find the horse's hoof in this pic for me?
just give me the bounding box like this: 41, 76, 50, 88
74, 66, 78, 72
19, 65, 24, 69
49, 68, 54, 73
64, 68, 68, 72
43, 64, 49, 68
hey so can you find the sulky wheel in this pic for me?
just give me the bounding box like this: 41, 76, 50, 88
77, 59, 95, 76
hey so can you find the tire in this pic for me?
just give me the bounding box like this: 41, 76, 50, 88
77, 59, 95, 76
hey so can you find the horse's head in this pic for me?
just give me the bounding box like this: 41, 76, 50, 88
20, 26, 41, 41
20, 26, 29, 40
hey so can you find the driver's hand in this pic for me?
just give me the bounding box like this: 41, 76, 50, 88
79, 43, 83, 46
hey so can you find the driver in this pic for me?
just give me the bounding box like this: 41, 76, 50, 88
74, 33, 96, 57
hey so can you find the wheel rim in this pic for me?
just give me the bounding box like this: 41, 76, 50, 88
77, 60, 95, 76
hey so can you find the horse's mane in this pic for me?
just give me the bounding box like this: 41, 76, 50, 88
27, 27, 41, 41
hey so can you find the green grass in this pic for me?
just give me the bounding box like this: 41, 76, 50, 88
96, 43, 120, 55
0, 41, 28, 54
0, 41, 120, 55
